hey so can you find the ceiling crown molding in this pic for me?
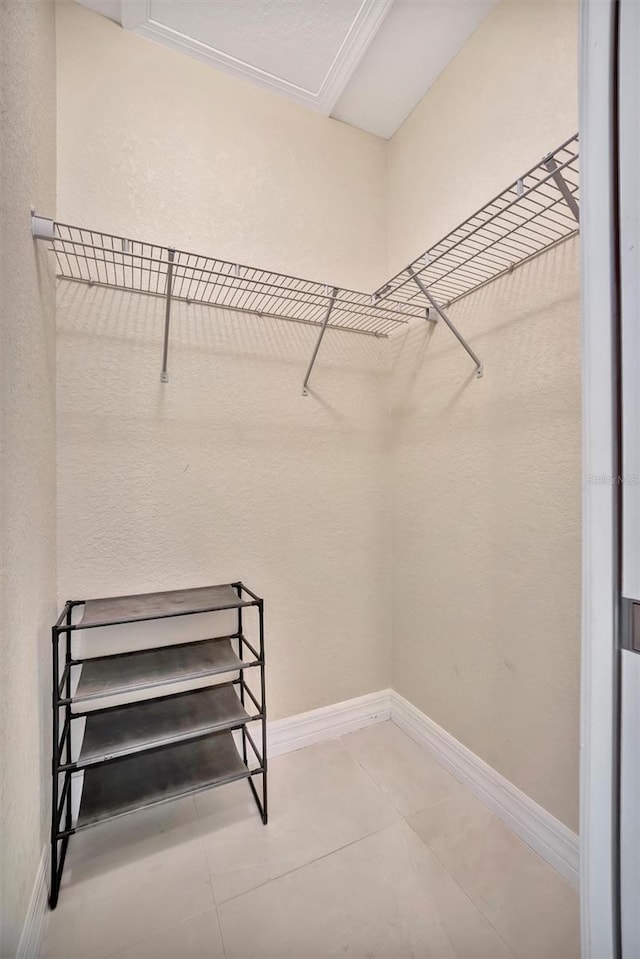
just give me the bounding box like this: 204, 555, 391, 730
120, 0, 393, 116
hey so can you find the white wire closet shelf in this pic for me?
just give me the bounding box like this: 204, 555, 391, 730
42, 225, 423, 338
375, 133, 579, 312
32, 133, 579, 390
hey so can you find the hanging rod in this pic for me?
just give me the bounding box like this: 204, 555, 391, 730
32, 132, 579, 389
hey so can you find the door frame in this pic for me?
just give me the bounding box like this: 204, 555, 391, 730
579, 1, 620, 956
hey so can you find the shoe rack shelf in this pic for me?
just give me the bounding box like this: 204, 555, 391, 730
49, 582, 267, 908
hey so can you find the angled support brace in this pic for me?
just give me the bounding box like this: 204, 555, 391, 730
409, 269, 483, 378
161, 248, 175, 383
302, 286, 339, 396
543, 155, 580, 223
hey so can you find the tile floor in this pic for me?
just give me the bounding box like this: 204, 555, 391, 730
42, 722, 580, 959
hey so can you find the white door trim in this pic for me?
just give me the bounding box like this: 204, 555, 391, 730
579, 0, 620, 955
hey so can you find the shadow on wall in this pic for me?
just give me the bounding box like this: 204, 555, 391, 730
34, 234, 58, 390
388, 236, 581, 827
56, 280, 389, 369
388, 238, 580, 416
55, 275, 393, 720
56, 279, 392, 436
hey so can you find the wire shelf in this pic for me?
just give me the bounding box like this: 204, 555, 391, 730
44, 134, 578, 340
35, 133, 578, 388
50, 225, 425, 339
374, 133, 579, 312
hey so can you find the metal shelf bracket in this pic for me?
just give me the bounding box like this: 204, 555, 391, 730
409, 269, 483, 379
160, 249, 175, 383
29, 133, 578, 395
301, 286, 339, 396
543, 154, 580, 223
31, 211, 55, 240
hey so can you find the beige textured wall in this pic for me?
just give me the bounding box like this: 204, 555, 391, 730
55, 0, 580, 830
388, 0, 578, 275
56, 293, 391, 719
56, 1, 387, 292
0, 1, 57, 954
55, 2, 392, 720
388, 0, 580, 829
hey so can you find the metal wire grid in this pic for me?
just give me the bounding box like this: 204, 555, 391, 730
374, 133, 579, 311
50, 134, 578, 339
51, 227, 425, 338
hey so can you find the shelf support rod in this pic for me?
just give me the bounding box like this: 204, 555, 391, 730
409, 269, 483, 378
543, 155, 580, 223
161, 248, 176, 383
301, 286, 339, 396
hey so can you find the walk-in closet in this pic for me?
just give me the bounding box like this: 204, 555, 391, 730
2, 2, 587, 957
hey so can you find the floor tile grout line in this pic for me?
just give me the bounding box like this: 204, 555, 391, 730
99, 904, 220, 959
213, 899, 229, 959
339, 727, 518, 956
389, 715, 580, 886
339, 726, 458, 821
213, 819, 401, 908
47, 817, 205, 911
339, 726, 530, 958
341, 721, 521, 828
190, 794, 229, 959
192, 734, 403, 910
338, 729, 412, 818
213, 810, 518, 959
194, 797, 228, 959
44, 727, 573, 959
334, 732, 412, 815
92, 797, 220, 959
402, 814, 520, 959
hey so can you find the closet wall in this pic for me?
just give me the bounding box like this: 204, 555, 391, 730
56, 3, 387, 292
388, 0, 580, 829
388, 0, 579, 274
0, 2, 57, 954
54, 0, 581, 830
55, 1, 392, 720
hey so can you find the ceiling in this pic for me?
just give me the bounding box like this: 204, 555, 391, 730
75, 0, 496, 139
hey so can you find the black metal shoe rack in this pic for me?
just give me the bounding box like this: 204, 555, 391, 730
49, 582, 267, 908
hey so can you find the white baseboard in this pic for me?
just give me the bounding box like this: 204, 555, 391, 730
16, 845, 48, 959
267, 689, 392, 758
266, 688, 578, 888
15, 690, 389, 956
390, 690, 580, 889
18, 686, 579, 956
